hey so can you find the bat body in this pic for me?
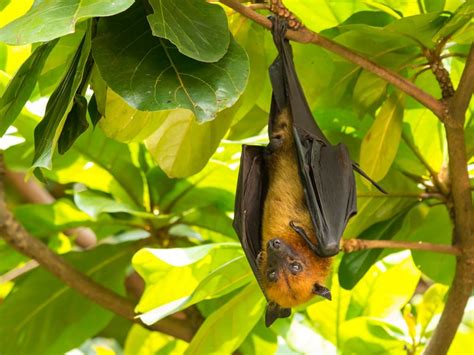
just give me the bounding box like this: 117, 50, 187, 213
260, 107, 331, 309
233, 18, 384, 326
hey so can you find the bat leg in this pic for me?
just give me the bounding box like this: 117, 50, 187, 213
289, 221, 318, 251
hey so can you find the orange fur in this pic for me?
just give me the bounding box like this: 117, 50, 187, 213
261, 108, 331, 308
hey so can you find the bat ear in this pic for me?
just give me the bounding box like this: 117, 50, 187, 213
313, 283, 331, 300
265, 302, 291, 327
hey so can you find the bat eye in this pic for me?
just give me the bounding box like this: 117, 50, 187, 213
289, 262, 302, 274
267, 270, 278, 282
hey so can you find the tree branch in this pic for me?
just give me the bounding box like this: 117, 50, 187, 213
0, 158, 196, 343
218, 0, 445, 119
424, 45, 474, 355
342, 239, 460, 256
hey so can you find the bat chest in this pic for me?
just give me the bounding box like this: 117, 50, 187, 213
262, 138, 314, 245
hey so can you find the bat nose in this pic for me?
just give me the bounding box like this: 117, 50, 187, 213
268, 238, 281, 250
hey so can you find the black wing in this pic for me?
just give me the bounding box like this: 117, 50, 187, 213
269, 17, 381, 257
233, 144, 267, 293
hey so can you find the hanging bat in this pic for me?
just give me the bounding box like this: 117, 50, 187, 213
233, 18, 385, 327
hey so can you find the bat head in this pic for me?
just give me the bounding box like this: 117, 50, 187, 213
259, 237, 332, 326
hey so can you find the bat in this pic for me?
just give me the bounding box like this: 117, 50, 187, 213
233, 18, 385, 327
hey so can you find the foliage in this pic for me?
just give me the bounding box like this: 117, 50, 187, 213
0, 0, 473, 354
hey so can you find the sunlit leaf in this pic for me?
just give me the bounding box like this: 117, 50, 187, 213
124, 325, 188, 355
0, 0, 134, 45
133, 243, 243, 322
185, 283, 265, 354
360, 92, 404, 182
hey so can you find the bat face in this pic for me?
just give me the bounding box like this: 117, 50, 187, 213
259, 238, 331, 308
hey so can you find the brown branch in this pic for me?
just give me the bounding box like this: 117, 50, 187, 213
218, 0, 445, 119
0, 158, 196, 343
356, 192, 445, 201
342, 239, 461, 256
424, 45, 474, 355
6, 170, 97, 248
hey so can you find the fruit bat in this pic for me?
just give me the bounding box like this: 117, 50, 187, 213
233, 18, 385, 327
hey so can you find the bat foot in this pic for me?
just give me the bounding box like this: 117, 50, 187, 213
289, 221, 317, 251
266, 135, 284, 154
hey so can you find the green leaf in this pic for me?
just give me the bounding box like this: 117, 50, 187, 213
32, 24, 91, 169
239, 322, 278, 355
347, 252, 420, 319
144, 109, 233, 177
185, 283, 265, 354
339, 207, 413, 290
147, 0, 229, 62
13, 198, 93, 237
74, 189, 161, 221
360, 92, 404, 182
423, 0, 446, 12
0, 244, 134, 355
0, 0, 134, 45
58, 94, 89, 154
434, 1, 474, 42
124, 325, 188, 355
0, 40, 56, 136
352, 70, 388, 116
415, 284, 448, 338
340, 317, 407, 354
133, 243, 243, 321
138, 256, 252, 325
92, 3, 249, 122
406, 205, 455, 284
385, 12, 451, 48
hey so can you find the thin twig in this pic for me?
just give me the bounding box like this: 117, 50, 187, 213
342, 239, 461, 256
357, 192, 445, 201
218, 0, 446, 119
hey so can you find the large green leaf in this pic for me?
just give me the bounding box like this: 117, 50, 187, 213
185, 283, 265, 354
415, 284, 448, 339
147, 0, 229, 62
92, 3, 249, 122
145, 108, 233, 177
434, 1, 474, 43
138, 256, 252, 325
0, 40, 56, 136
100, 90, 234, 177
133, 243, 243, 323
360, 92, 404, 182
0, 244, 134, 355
32, 24, 91, 169
347, 252, 420, 319
0, 0, 134, 45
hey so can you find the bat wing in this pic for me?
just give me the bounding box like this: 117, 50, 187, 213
233, 144, 266, 292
